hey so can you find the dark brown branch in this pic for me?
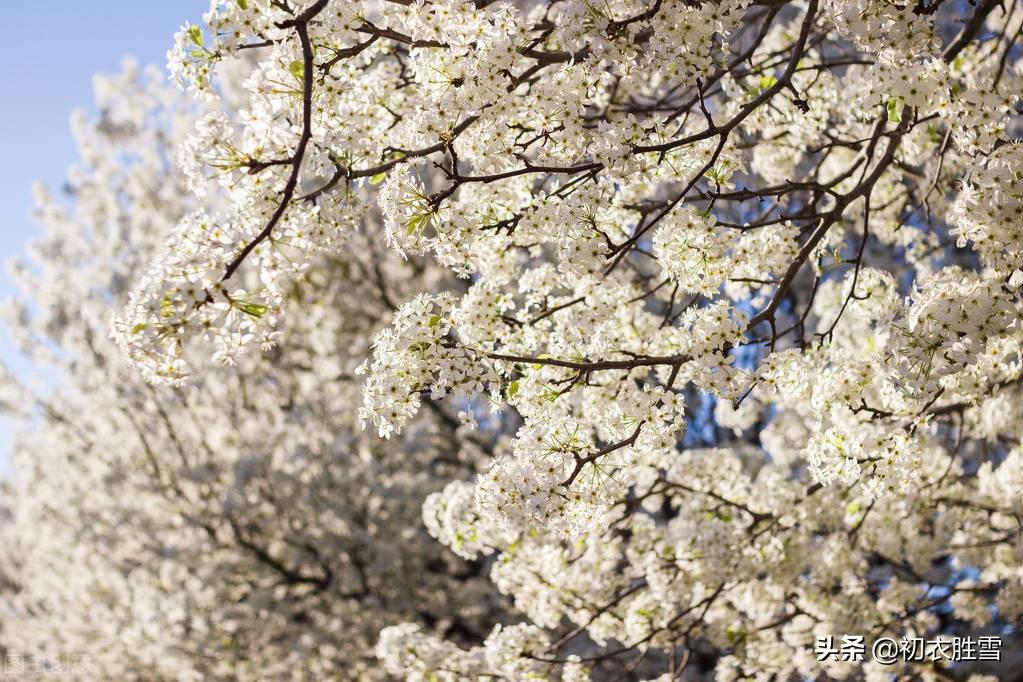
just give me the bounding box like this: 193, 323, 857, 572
221, 0, 329, 282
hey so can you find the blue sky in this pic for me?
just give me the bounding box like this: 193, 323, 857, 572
0, 1, 206, 468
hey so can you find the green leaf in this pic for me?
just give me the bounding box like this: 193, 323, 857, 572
507, 379, 520, 398
758, 74, 777, 91
427, 314, 443, 328
886, 96, 904, 124
131, 323, 148, 334
288, 60, 304, 81
846, 501, 862, 515
369, 172, 388, 185
237, 302, 268, 319
726, 626, 748, 648
237, 0, 248, 8
187, 25, 203, 47
406, 212, 430, 236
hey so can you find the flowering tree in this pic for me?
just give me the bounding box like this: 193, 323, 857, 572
0, 61, 508, 680
2, 0, 1023, 679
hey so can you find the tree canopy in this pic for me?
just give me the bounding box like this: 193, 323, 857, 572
2, 0, 1023, 679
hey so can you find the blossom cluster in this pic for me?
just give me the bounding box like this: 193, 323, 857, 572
5, 0, 1023, 679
